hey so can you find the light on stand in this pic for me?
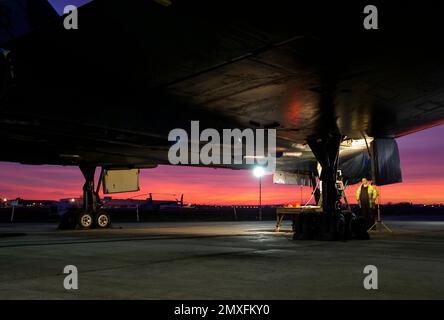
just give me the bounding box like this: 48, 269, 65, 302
252, 166, 265, 221
253, 166, 265, 178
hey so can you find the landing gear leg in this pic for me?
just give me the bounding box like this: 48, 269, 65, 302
59, 166, 110, 229
78, 166, 97, 229
307, 133, 342, 240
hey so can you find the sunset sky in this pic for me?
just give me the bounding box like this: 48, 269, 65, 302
0, 125, 443, 205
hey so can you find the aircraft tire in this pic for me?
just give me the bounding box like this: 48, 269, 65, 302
95, 211, 110, 229
79, 212, 94, 229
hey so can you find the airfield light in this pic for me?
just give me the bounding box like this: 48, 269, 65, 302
253, 166, 265, 178
2, 198, 7, 202
70, 198, 75, 203
253, 166, 265, 221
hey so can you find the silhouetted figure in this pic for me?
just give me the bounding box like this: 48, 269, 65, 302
356, 178, 377, 229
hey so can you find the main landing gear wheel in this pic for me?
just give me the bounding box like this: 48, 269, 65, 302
79, 212, 94, 229
96, 211, 110, 228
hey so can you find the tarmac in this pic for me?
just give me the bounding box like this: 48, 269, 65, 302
0, 219, 443, 299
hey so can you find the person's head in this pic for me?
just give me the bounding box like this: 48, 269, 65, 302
361, 178, 368, 185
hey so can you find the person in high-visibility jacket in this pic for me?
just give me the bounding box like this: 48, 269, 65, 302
356, 178, 378, 228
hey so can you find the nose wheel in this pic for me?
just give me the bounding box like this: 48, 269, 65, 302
77, 211, 110, 229
79, 212, 94, 229
96, 211, 110, 228
59, 166, 112, 230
